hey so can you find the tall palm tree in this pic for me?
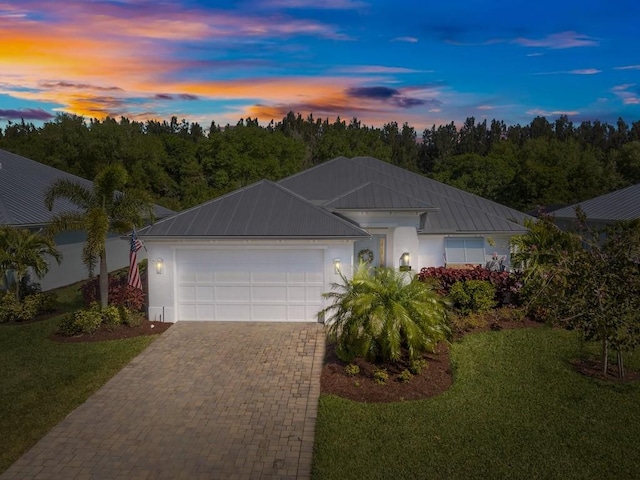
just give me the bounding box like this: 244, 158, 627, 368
0, 226, 61, 300
45, 164, 154, 307
321, 263, 450, 363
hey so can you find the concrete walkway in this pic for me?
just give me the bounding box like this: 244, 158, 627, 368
2, 322, 325, 480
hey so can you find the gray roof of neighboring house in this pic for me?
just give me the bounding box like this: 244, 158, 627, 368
138, 180, 370, 238
552, 184, 640, 222
280, 156, 531, 233
0, 149, 174, 226
322, 181, 434, 211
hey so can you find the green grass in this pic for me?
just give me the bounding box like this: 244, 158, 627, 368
312, 327, 640, 480
0, 283, 157, 474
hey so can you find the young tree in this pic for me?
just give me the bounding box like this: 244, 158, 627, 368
320, 264, 450, 363
0, 226, 61, 300
44, 164, 154, 307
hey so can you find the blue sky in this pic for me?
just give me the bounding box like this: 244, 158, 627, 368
1, 0, 639, 130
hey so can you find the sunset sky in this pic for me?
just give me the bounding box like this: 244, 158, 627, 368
1, 0, 639, 130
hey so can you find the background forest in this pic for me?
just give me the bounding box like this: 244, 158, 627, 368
1, 113, 639, 213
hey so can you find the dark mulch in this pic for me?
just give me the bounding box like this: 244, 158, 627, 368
50, 321, 173, 343
320, 317, 638, 403
571, 358, 640, 383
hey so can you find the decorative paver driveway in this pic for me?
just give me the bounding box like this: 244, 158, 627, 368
2, 322, 325, 480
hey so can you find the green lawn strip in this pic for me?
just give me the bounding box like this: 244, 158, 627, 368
0, 315, 156, 474
312, 327, 640, 480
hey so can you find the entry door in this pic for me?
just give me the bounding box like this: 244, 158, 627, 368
354, 235, 386, 267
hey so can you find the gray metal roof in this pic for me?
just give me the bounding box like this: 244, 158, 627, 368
322, 181, 434, 211
280, 156, 530, 233
0, 149, 174, 226
552, 184, 640, 222
138, 180, 370, 238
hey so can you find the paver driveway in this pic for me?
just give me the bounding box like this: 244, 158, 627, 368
2, 322, 325, 480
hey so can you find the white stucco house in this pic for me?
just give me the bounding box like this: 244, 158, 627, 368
140, 156, 531, 323
0, 149, 173, 290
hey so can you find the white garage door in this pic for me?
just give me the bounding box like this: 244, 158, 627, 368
176, 249, 325, 322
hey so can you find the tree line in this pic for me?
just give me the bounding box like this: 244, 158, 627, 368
1, 112, 639, 212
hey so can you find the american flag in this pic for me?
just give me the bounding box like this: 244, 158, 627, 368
128, 227, 144, 290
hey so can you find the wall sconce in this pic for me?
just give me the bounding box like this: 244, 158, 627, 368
399, 252, 411, 272
333, 258, 342, 274
155, 258, 164, 274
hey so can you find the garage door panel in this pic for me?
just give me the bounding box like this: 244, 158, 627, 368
195, 270, 214, 283
179, 285, 196, 301
177, 249, 324, 322
216, 285, 250, 302
217, 304, 251, 320
288, 286, 306, 302
253, 305, 287, 321
253, 286, 287, 302
196, 286, 215, 302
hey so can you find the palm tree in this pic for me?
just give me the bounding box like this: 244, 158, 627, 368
320, 263, 450, 363
0, 226, 61, 300
45, 164, 154, 307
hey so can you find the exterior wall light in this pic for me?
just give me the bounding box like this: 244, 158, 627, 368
155, 258, 164, 274
333, 258, 341, 274
399, 252, 411, 271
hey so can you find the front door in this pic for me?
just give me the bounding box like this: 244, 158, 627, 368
354, 235, 386, 267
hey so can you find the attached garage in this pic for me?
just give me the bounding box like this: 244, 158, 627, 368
140, 180, 370, 323
176, 249, 325, 322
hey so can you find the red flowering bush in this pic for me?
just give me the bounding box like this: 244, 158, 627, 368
417, 265, 522, 306
80, 267, 147, 311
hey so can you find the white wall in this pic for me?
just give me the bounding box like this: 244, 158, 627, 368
145, 239, 355, 323
391, 226, 419, 270
40, 237, 141, 291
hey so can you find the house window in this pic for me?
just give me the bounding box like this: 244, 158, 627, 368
445, 237, 485, 264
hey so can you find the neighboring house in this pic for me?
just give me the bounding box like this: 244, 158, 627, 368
552, 184, 640, 231
0, 149, 174, 290
140, 156, 531, 323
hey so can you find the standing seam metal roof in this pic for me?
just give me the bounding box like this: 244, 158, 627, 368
551, 184, 640, 221
0, 149, 175, 226
279, 156, 531, 233
137, 179, 370, 238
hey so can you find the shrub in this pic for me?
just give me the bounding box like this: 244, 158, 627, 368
449, 280, 497, 315
398, 369, 413, 383
344, 364, 360, 377
418, 265, 522, 306
408, 358, 429, 375
101, 304, 123, 329
58, 311, 103, 336
373, 368, 389, 385
121, 308, 144, 327
0, 292, 47, 322
80, 267, 146, 311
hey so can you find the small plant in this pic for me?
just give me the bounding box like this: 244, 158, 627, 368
373, 368, 389, 385
344, 364, 360, 377
409, 358, 429, 375
101, 304, 123, 329
398, 369, 413, 383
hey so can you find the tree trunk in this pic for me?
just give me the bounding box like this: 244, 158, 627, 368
99, 251, 108, 309
617, 350, 625, 380
602, 337, 609, 376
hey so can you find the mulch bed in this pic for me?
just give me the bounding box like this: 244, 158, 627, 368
49, 321, 173, 343
320, 318, 638, 403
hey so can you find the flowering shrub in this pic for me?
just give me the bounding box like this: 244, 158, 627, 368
80, 268, 146, 311
417, 265, 522, 306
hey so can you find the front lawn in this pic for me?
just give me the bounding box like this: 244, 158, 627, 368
312, 327, 640, 479
0, 283, 158, 474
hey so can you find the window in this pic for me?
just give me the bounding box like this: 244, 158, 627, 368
445, 237, 485, 264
